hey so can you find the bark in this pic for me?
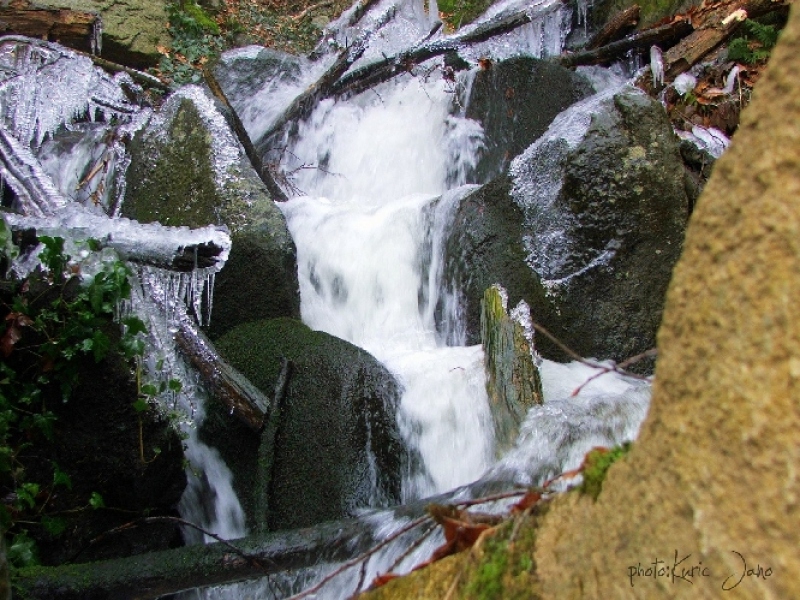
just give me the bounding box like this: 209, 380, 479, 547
587, 4, 640, 50
12, 516, 376, 600
0, 5, 101, 55
204, 68, 288, 202
2, 211, 231, 271
554, 19, 693, 68
175, 326, 271, 431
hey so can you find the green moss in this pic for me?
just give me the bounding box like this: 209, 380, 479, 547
465, 533, 508, 599
580, 442, 632, 500
438, 0, 494, 29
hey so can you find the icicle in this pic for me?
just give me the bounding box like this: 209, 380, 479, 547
723, 65, 741, 95
650, 45, 664, 87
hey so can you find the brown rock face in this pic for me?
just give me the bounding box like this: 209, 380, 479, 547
534, 4, 800, 599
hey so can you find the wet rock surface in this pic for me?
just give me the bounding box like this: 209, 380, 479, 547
446, 88, 689, 368
209, 318, 408, 531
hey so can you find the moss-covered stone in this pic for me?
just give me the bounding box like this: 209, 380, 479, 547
361, 505, 549, 600
123, 92, 301, 335
464, 56, 594, 183
31, 0, 171, 68
480, 285, 542, 454
578, 443, 631, 500
208, 318, 408, 531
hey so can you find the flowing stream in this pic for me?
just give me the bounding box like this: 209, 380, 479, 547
0, 2, 654, 596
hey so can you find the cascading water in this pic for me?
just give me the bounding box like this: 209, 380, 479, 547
0, 1, 660, 595
279, 76, 494, 499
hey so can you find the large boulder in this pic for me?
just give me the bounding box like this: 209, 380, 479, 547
122, 86, 301, 337
463, 56, 594, 183
206, 318, 408, 532
533, 4, 800, 597
30, 0, 171, 68
445, 87, 690, 367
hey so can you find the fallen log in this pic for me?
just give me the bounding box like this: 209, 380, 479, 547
3, 210, 232, 272
661, 0, 790, 78
254, 2, 395, 158
174, 326, 271, 431
0, 5, 101, 54
140, 270, 269, 431
309, 0, 382, 60
328, 0, 566, 98
12, 515, 378, 600
554, 18, 693, 68
587, 4, 640, 49
254, 357, 292, 533
204, 67, 288, 202
0, 125, 68, 216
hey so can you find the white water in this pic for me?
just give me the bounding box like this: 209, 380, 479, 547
0, 10, 660, 599
279, 72, 494, 499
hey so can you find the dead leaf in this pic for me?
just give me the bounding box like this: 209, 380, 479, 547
511, 490, 542, 513
1, 312, 33, 357
369, 573, 399, 589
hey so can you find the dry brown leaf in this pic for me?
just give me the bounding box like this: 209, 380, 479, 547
1, 312, 33, 357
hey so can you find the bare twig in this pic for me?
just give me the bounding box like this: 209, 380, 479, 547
292, 0, 335, 21
68, 516, 269, 567
287, 515, 430, 600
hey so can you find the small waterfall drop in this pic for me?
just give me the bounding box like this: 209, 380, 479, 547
278, 70, 494, 499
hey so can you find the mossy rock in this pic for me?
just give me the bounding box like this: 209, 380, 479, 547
32, 0, 171, 68
208, 318, 407, 531
123, 91, 301, 333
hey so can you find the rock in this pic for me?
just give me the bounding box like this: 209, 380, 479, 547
30, 0, 171, 68
211, 46, 305, 155
446, 87, 689, 368
207, 318, 408, 532
532, 5, 800, 597
122, 86, 301, 335
463, 56, 594, 183
480, 285, 543, 454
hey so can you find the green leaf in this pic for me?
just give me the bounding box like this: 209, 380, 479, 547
123, 316, 148, 336
53, 463, 72, 490
8, 532, 38, 567
140, 383, 158, 397
89, 491, 105, 509
41, 515, 67, 536
132, 399, 149, 413
17, 482, 41, 509
168, 379, 183, 393
86, 238, 102, 251
91, 330, 110, 362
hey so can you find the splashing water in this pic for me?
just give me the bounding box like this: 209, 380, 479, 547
278, 71, 494, 499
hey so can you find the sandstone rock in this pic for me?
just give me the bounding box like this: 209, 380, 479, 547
30, 0, 171, 68
534, 4, 800, 597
